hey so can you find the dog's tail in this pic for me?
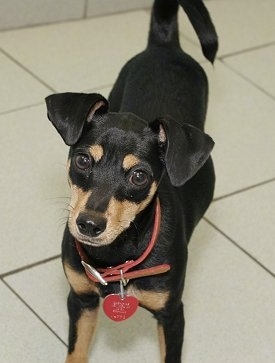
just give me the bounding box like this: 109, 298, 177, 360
148, 0, 218, 63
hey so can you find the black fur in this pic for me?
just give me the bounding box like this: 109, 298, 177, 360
45, 0, 218, 362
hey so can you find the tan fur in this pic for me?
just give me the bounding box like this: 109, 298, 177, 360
89, 144, 104, 162
64, 262, 99, 295
158, 324, 166, 362
159, 124, 167, 143
136, 181, 157, 213
87, 100, 106, 122
67, 159, 71, 174
64, 262, 99, 362
68, 187, 92, 239
129, 286, 169, 362
102, 181, 157, 245
122, 154, 140, 170
127, 287, 169, 311
65, 308, 99, 363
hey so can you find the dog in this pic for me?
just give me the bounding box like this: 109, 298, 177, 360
45, 0, 218, 361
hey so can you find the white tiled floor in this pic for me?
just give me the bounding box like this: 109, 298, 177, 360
1, 1, 274, 362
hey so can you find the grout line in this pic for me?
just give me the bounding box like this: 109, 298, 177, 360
83, 7, 151, 21
179, 30, 275, 60
219, 41, 275, 60
220, 58, 275, 102
0, 48, 56, 93
204, 218, 275, 279
0, 17, 86, 33
83, 83, 113, 93
0, 254, 61, 279
0, 7, 150, 33
83, 0, 89, 18
0, 85, 113, 117
1, 279, 67, 347
0, 101, 45, 116
213, 178, 275, 202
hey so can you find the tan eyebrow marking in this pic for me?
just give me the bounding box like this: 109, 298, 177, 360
89, 144, 104, 162
122, 154, 141, 170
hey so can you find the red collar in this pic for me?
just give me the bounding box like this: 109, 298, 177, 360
75, 197, 171, 285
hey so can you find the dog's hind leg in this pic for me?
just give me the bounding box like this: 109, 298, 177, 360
65, 290, 99, 363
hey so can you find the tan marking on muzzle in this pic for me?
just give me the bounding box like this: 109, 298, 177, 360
89, 144, 104, 162
70, 186, 92, 214
68, 186, 92, 237
102, 182, 158, 244
122, 154, 140, 170
67, 158, 71, 173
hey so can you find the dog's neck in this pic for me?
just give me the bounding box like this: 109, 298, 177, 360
81, 197, 157, 268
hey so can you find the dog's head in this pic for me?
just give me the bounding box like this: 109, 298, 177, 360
46, 92, 214, 247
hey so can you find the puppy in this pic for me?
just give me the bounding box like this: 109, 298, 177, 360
45, 0, 218, 362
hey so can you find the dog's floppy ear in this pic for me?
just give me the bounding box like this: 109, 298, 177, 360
45, 92, 108, 145
150, 117, 214, 186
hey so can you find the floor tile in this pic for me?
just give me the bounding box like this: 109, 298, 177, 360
0, 105, 69, 274
6, 220, 275, 362
179, 0, 275, 57
0, 11, 206, 94
85, 85, 112, 99
0, 51, 51, 114
203, 60, 275, 198
87, 0, 153, 17
183, 220, 275, 363
0, 280, 66, 362
0, 12, 150, 92
224, 44, 275, 98
4, 259, 69, 341
206, 181, 275, 275
0, 0, 85, 30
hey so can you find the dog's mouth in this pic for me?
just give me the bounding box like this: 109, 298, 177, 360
72, 232, 106, 247
69, 219, 129, 247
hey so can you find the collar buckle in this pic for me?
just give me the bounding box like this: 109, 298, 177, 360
81, 260, 108, 286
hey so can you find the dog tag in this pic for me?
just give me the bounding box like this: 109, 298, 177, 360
103, 294, 138, 322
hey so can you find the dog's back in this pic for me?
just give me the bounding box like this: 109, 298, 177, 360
109, 0, 218, 238
109, 0, 218, 129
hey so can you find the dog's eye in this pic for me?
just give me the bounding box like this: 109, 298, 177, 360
74, 153, 92, 170
129, 170, 149, 187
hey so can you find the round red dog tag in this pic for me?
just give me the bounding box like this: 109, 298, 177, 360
103, 294, 139, 322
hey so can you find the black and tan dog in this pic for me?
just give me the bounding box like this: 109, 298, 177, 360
45, 0, 218, 361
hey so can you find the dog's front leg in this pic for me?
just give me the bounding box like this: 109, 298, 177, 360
65, 289, 99, 363
156, 302, 184, 363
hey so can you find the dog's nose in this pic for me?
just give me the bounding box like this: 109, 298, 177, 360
76, 213, 106, 237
